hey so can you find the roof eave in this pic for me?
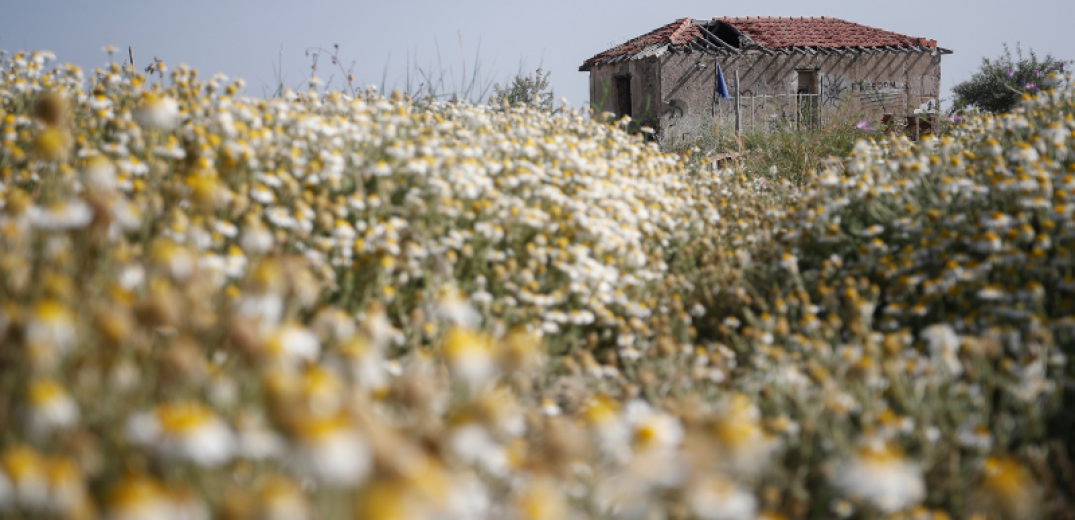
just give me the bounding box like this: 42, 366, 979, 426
580, 17, 952, 70
758, 44, 944, 54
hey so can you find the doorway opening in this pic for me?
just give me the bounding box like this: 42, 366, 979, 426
615, 75, 632, 118
796, 70, 819, 127
797, 70, 818, 95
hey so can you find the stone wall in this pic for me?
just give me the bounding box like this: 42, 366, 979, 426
587, 59, 662, 129
587, 49, 943, 142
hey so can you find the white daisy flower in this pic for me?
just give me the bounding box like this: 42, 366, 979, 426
133, 92, 180, 131
832, 438, 924, 513
687, 475, 758, 520
23, 379, 79, 437
126, 402, 235, 467
288, 414, 371, 487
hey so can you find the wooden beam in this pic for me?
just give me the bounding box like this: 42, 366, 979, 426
694, 23, 742, 53
692, 38, 723, 54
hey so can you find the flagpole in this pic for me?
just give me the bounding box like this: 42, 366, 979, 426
712, 56, 718, 117
735, 70, 741, 138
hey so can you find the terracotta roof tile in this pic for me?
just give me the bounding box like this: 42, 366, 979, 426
716, 16, 937, 49
581, 18, 700, 70
580, 16, 943, 70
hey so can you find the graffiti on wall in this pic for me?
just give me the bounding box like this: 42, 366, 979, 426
852, 80, 903, 92
854, 80, 904, 112
820, 74, 849, 107
815, 75, 907, 109
661, 99, 686, 120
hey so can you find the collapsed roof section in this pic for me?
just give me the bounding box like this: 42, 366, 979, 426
579, 16, 952, 71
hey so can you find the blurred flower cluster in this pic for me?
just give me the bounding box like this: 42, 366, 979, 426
0, 48, 1073, 519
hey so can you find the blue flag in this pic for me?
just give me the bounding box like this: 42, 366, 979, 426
715, 62, 730, 101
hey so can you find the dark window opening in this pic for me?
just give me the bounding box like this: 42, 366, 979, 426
615, 75, 632, 118
797, 70, 817, 94
796, 70, 819, 127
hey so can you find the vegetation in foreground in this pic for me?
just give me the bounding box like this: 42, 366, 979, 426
0, 48, 1073, 519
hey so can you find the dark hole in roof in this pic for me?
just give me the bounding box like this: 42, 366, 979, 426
710, 22, 741, 48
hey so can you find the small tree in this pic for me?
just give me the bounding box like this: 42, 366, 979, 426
492, 67, 554, 111
951, 43, 1066, 114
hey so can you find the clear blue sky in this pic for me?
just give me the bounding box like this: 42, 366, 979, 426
2, 0, 1071, 108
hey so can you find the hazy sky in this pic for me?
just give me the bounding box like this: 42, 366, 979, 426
2, 0, 1071, 109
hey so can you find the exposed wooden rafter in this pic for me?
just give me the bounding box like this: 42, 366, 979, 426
693, 22, 742, 54
691, 37, 723, 54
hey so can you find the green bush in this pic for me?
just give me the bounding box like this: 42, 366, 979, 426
952, 43, 1067, 113
739, 113, 889, 186
491, 66, 554, 110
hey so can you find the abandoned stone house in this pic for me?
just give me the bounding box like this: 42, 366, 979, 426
580, 17, 952, 141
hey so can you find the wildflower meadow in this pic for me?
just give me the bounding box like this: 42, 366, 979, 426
0, 49, 1073, 519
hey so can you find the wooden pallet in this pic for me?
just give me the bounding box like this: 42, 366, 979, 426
708, 150, 747, 168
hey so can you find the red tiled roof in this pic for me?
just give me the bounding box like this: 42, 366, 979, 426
716, 16, 937, 49
580, 18, 701, 70
580, 16, 943, 70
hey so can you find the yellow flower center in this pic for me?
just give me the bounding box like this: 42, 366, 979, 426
27, 379, 64, 405
156, 402, 213, 434
108, 476, 166, 509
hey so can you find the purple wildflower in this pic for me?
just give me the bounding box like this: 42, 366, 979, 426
1025, 83, 1038, 92
947, 114, 963, 124
856, 120, 874, 131
1006, 70, 1014, 78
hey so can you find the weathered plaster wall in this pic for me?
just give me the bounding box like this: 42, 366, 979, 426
588, 59, 661, 128
587, 50, 942, 142
657, 54, 723, 142
717, 51, 944, 111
